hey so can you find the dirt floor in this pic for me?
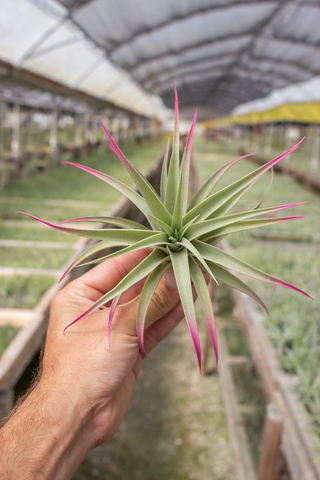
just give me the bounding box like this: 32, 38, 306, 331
72, 302, 236, 480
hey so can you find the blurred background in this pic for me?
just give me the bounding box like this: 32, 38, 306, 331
0, 1, 319, 480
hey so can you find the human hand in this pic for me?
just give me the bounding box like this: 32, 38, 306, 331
42, 248, 188, 443
0, 249, 198, 480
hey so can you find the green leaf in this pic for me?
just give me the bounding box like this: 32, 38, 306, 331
63, 162, 153, 221
172, 110, 197, 229
100, 122, 172, 226
206, 260, 268, 313
183, 140, 304, 224
79, 233, 169, 267
17, 213, 160, 242
188, 152, 256, 211
185, 203, 303, 241
60, 240, 116, 282
203, 216, 303, 243
193, 240, 312, 299
254, 167, 274, 209
61, 215, 149, 230
136, 262, 171, 357
210, 184, 254, 218
178, 215, 199, 239
180, 237, 218, 284
165, 83, 180, 213
169, 248, 201, 370
189, 257, 218, 369
64, 250, 168, 332
160, 138, 170, 202
147, 214, 173, 235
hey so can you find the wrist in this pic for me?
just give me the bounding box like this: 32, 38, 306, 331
0, 378, 96, 480
32, 378, 96, 475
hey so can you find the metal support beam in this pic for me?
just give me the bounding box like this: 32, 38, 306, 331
11, 103, 20, 159
311, 126, 319, 174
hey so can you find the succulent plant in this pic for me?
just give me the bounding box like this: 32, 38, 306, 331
18, 85, 311, 371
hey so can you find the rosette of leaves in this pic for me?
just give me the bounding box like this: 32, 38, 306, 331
18, 85, 311, 371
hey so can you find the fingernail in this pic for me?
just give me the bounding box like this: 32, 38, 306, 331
165, 268, 177, 290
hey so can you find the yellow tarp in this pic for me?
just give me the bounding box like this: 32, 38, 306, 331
209, 102, 320, 126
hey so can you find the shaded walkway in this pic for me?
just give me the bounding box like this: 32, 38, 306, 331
73, 304, 236, 480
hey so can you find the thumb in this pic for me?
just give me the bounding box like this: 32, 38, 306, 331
113, 267, 181, 337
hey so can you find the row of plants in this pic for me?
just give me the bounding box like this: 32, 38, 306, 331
194, 137, 320, 435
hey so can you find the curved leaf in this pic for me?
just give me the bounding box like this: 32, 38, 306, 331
99, 121, 172, 226
79, 233, 169, 267
63, 162, 148, 214
203, 216, 304, 243
180, 237, 218, 284
254, 167, 274, 210
60, 240, 113, 282
165, 83, 180, 213
16, 213, 160, 242
188, 151, 257, 211
160, 138, 170, 202
169, 248, 202, 371
136, 262, 171, 357
106, 294, 122, 350
193, 240, 313, 299
64, 250, 168, 333
61, 216, 148, 230
147, 214, 173, 235
172, 109, 197, 228
206, 260, 268, 314
183, 139, 305, 224
185, 202, 306, 241
189, 258, 218, 370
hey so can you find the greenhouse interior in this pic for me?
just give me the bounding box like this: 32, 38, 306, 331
0, 1, 319, 479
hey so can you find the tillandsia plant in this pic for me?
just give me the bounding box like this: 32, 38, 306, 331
18, 85, 312, 372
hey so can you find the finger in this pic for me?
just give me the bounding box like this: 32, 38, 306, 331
112, 267, 180, 338
144, 301, 185, 354
68, 249, 150, 298
143, 274, 210, 354
118, 276, 147, 304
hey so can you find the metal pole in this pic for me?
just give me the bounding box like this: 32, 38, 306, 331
284, 123, 292, 163
74, 116, 82, 149
310, 125, 319, 174
11, 103, 20, 159
50, 109, 59, 167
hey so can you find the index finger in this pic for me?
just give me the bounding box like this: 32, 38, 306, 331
75, 248, 150, 295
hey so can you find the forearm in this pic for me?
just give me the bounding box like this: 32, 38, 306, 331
0, 380, 95, 480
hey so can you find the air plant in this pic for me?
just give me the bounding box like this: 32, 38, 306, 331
17, 85, 311, 372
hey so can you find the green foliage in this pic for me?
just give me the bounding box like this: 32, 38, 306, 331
0, 325, 20, 356
0, 276, 54, 309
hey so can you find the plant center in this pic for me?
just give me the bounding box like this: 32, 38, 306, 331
167, 229, 184, 252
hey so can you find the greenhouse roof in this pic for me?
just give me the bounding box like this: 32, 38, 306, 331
220, 76, 320, 124
0, 0, 319, 119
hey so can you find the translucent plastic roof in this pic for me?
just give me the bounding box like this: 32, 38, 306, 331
0, 0, 319, 119
233, 76, 320, 115
0, 0, 168, 118
57, 0, 320, 118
